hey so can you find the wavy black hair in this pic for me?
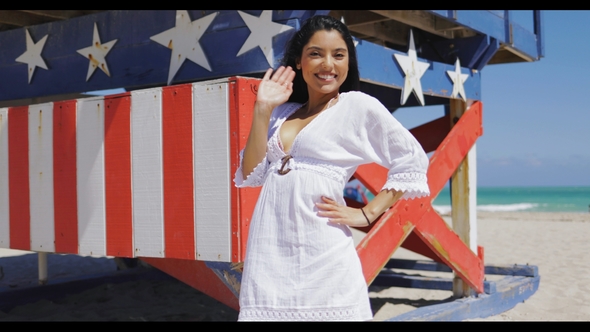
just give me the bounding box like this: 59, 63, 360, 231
282, 15, 360, 104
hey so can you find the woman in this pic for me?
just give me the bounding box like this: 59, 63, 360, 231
234, 15, 430, 321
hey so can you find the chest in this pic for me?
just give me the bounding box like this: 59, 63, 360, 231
279, 113, 322, 154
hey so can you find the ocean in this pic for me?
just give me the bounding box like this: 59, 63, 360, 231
433, 186, 590, 214
344, 181, 590, 213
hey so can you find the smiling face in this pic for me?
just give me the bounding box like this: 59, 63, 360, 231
296, 29, 349, 101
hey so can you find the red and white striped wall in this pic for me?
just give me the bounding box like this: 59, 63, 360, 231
0, 77, 261, 262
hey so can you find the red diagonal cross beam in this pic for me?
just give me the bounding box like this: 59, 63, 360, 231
353, 102, 484, 293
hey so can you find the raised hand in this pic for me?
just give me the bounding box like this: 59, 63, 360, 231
255, 66, 296, 115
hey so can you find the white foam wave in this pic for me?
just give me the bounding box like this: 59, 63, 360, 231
477, 203, 538, 212
433, 203, 539, 214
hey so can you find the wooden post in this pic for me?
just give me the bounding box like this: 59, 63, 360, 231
449, 99, 478, 297
38, 252, 48, 285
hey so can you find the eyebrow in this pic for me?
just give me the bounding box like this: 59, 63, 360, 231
305, 46, 348, 52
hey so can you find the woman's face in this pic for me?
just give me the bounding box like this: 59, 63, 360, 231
296, 29, 349, 99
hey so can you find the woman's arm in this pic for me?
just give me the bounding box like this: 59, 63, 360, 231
316, 189, 404, 227
241, 66, 296, 178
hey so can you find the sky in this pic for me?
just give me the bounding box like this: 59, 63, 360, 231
393, 11, 590, 187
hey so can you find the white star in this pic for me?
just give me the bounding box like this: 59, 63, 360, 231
237, 11, 294, 67
76, 22, 118, 81
446, 58, 469, 102
15, 29, 48, 84
150, 10, 218, 85
393, 30, 430, 106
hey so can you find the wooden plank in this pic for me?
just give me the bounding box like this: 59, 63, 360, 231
28, 102, 55, 252
0, 108, 9, 248
386, 275, 540, 321
162, 85, 195, 260
53, 100, 78, 254
385, 258, 452, 272
408, 114, 450, 154
485, 264, 539, 277
449, 99, 478, 297
104, 93, 132, 257
427, 102, 482, 195
193, 82, 231, 262
8, 106, 30, 250
412, 209, 484, 293
76, 98, 106, 256
231, 77, 262, 262
131, 88, 164, 258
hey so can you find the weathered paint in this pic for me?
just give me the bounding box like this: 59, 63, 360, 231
104, 93, 133, 257
29, 102, 55, 252
163, 85, 195, 260
386, 274, 540, 321
0, 108, 9, 248
53, 100, 79, 254
8, 106, 30, 250
77, 97, 107, 256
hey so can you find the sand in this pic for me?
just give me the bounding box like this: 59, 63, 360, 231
1, 211, 589, 321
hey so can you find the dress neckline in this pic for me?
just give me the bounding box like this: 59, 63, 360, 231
277, 93, 344, 155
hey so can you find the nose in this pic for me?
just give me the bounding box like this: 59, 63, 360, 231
322, 55, 334, 69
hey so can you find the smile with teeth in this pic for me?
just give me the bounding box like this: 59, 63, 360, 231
316, 74, 337, 80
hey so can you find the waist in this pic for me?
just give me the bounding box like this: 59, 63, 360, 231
268, 156, 348, 184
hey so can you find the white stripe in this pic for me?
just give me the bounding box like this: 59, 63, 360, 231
0, 108, 9, 248
131, 89, 164, 258
28, 103, 55, 252
193, 83, 231, 261
77, 98, 106, 256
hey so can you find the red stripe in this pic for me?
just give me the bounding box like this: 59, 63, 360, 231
104, 93, 133, 257
162, 85, 195, 259
232, 77, 262, 262
8, 106, 30, 250
53, 101, 79, 253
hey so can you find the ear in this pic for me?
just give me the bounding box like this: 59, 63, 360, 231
295, 58, 301, 70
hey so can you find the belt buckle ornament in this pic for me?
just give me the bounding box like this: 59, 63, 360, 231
278, 155, 292, 175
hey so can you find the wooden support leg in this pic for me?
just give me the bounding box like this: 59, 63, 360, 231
450, 99, 478, 297
38, 252, 48, 285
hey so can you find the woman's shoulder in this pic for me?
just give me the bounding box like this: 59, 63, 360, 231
271, 102, 301, 120
340, 91, 389, 115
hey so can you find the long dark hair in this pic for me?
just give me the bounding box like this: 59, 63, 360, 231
282, 15, 360, 104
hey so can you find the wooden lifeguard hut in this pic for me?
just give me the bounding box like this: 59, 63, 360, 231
0, 10, 542, 320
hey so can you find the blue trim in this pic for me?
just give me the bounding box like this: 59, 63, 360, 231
385, 275, 540, 321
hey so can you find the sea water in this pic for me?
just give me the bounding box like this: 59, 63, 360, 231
345, 180, 590, 213
432, 186, 590, 213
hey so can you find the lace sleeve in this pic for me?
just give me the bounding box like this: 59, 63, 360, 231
361, 95, 430, 200
234, 149, 269, 188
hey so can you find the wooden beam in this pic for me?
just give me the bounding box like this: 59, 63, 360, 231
0, 11, 55, 27
370, 10, 456, 39
449, 99, 478, 297
19, 10, 103, 20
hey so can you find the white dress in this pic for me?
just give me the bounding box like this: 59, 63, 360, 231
234, 91, 430, 321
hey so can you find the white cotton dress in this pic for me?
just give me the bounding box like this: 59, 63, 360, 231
234, 91, 430, 321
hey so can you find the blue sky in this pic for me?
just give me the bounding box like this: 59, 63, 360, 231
394, 11, 590, 187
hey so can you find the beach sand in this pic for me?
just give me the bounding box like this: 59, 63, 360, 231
0, 211, 588, 321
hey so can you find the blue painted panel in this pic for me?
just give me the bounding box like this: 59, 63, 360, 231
386, 275, 540, 321
373, 271, 496, 294
0, 10, 483, 103
355, 38, 482, 101
427, 10, 541, 62
0, 10, 311, 101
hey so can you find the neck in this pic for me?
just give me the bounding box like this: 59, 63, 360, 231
304, 91, 339, 115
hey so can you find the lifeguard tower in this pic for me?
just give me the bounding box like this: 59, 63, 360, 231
0, 10, 542, 320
